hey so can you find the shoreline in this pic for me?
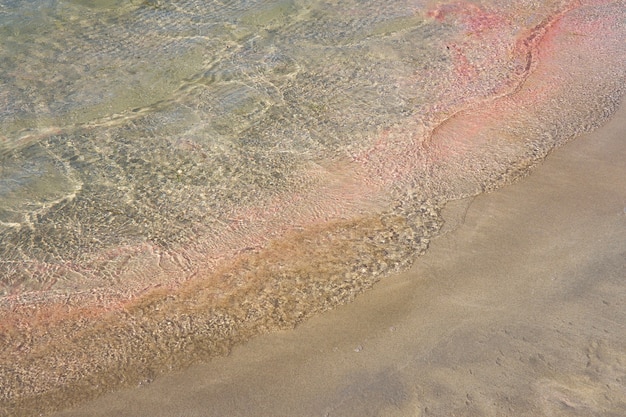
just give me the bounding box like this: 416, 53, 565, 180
55, 98, 626, 416
1, 2, 624, 414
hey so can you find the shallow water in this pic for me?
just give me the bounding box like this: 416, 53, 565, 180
1, 0, 625, 414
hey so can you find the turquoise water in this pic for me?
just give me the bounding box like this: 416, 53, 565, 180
2, 0, 454, 297
1, 0, 625, 414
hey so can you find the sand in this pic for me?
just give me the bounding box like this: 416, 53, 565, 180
54, 99, 626, 416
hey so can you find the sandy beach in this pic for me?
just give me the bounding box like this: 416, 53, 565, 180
0, 2, 624, 416
52, 96, 626, 417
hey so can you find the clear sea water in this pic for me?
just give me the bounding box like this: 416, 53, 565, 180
1, 0, 624, 414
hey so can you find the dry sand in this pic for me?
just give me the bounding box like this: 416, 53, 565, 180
55, 100, 626, 416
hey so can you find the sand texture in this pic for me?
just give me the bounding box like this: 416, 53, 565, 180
52, 98, 626, 416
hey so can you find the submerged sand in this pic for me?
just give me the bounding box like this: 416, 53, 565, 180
53, 101, 626, 415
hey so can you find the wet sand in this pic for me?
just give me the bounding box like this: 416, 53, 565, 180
54, 99, 626, 416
